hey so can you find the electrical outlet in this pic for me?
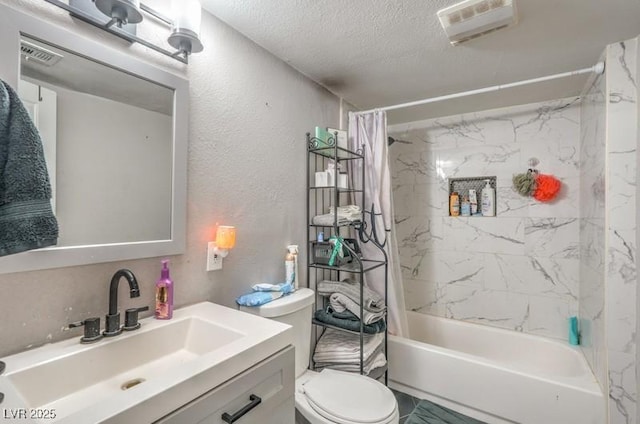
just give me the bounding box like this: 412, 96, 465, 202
207, 242, 223, 271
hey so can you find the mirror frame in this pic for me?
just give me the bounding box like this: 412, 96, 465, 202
0, 5, 188, 274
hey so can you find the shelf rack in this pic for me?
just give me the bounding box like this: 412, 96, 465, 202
306, 131, 389, 384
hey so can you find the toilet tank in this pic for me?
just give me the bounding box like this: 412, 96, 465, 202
239, 288, 315, 378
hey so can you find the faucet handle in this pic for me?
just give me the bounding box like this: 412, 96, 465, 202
123, 306, 150, 331
69, 317, 103, 344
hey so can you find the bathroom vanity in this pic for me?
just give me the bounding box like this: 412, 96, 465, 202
156, 347, 294, 424
0, 303, 295, 424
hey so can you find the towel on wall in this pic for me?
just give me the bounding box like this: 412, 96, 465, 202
0, 79, 58, 256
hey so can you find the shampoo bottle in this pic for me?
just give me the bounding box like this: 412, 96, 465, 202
481, 180, 495, 217
155, 259, 173, 320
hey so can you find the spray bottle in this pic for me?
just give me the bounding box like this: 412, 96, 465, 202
286, 245, 299, 291
285, 246, 296, 290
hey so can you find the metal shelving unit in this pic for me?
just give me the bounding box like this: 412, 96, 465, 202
306, 131, 389, 384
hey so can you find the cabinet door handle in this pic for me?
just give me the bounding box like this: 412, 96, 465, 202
221, 394, 262, 423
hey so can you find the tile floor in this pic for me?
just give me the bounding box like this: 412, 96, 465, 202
391, 389, 487, 424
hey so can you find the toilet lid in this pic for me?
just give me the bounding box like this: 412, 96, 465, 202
302, 369, 397, 424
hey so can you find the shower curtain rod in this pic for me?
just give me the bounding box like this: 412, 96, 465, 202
355, 62, 605, 115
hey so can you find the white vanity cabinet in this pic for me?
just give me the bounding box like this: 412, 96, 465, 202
155, 346, 295, 424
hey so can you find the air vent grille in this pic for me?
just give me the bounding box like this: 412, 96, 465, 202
437, 0, 517, 45
20, 40, 63, 67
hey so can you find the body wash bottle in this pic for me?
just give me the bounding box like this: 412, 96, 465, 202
155, 259, 174, 320
481, 180, 495, 217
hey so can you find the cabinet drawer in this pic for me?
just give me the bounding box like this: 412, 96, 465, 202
155, 346, 294, 424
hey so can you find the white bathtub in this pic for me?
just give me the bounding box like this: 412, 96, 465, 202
388, 311, 605, 424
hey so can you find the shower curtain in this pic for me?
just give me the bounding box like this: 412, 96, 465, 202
348, 110, 408, 337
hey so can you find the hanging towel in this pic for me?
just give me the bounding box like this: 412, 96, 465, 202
0, 79, 58, 256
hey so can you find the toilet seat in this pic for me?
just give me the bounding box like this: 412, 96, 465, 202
299, 369, 398, 424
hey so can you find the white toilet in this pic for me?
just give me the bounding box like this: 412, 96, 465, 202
240, 288, 399, 424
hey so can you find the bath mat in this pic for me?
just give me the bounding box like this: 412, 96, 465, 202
405, 399, 487, 424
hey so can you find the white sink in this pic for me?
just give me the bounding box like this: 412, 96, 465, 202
0, 302, 292, 423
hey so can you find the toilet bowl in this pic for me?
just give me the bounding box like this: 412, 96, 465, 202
239, 288, 399, 424
296, 369, 399, 424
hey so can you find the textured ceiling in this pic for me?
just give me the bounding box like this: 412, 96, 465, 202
201, 0, 640, 123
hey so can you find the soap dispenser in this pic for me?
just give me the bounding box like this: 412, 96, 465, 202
155, 259, 174, 320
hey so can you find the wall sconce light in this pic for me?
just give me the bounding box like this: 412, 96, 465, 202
207, 225, 236, 271
43, 0, 204, 64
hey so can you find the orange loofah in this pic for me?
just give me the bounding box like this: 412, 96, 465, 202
533, 174, 561, 202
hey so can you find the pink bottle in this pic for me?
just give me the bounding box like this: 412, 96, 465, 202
155, 259, 174, 319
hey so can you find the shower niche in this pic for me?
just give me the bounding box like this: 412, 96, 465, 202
448, 176, 496, 217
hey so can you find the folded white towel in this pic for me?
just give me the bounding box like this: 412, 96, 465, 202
314, 335, 384, 365
313, 329, 383, 363
315, 351, 387, 375
330, 293, 385, 324
328, 204, 361, 221
311, 214, 352, 226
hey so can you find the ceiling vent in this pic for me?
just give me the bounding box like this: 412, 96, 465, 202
20, 40, 63, 67
437, 0, 518, 45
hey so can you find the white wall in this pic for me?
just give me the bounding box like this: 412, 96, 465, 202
0, 0, 340, 357
388, 98, 581, 341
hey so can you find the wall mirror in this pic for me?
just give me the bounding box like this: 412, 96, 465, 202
0, 5, 188, 274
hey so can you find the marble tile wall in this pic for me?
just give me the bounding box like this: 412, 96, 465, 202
605, 38, 638, 424
389, 98, 581, 340
578, 56, 607, 396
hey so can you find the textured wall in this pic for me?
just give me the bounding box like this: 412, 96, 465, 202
388, 98, 581, 341
0, 0, 339, 357
578, 57, 607, 395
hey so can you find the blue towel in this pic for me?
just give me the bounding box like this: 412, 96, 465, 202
0, 79, 58, 256
236, 291, 284, 307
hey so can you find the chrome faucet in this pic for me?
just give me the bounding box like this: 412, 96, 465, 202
104, 269, 140, 337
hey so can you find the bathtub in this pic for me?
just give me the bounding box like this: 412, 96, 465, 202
388, 311, 605, 424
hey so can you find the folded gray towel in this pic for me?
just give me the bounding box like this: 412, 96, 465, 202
330, 292, 386, 324
314, 308, 386, 334
0, 79, 58, 256
317, 278, 386, 312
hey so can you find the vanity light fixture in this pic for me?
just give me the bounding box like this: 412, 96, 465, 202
94, 0, 143, 28
43, 0, 204, 63
207, 226, 236, 271
168, 0, 204, 55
